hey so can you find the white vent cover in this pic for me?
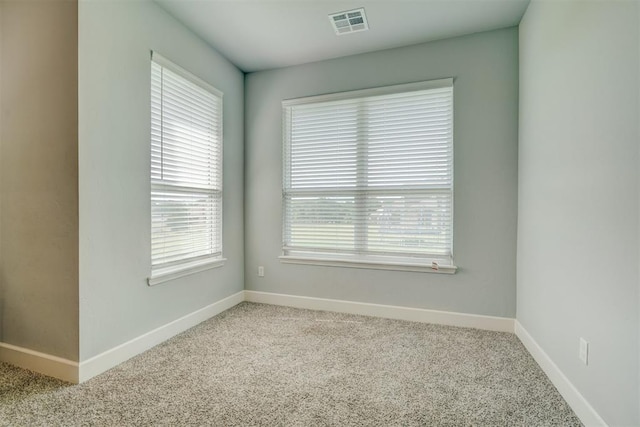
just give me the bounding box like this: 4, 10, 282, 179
329, 8, 369, 35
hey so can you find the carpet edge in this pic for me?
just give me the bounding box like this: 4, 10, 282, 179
515, 320, 607, 427
0, 343, 79, 383
244, 290, 515, 332
77, 290, 245, 383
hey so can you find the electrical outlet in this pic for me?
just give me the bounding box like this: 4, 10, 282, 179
579, 338, 589, 365
258, 266, 264, 277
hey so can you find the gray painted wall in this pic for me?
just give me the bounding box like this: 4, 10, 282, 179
0, 1, 3, 347
0, 0, 79, 360
78, 0, 244, 361
245, 28, 519, 317
518, 1, 639, 425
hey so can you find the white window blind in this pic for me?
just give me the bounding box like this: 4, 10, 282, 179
282, 79, 454, 268
150, 52, 223, 278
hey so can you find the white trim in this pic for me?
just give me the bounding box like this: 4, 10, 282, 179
514, 321, 607, 427
151, 50, 223, 98
279, 255, 457, 274
282, 78, 453, 106
0, 290, 606, 427
148, 257, 226, 286
0, 342, 79, 383
244, 290, 513, 332
78, 291, 244, 382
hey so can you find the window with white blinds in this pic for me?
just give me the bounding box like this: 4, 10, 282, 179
150, 52, 223, 282
282, 79, 454, 271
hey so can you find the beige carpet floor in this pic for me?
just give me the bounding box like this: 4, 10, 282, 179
0, 302, 581, 426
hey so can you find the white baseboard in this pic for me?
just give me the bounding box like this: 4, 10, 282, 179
514, 321, 607, 427
0, 342, 79, 383
78, 290, 245, 382
244, 290, 514, 333
0, 289, 607, 427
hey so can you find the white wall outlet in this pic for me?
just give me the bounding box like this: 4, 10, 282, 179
258, 266, 264, 277
579, 337, 589, 365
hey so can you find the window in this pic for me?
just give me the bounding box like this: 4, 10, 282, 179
281, 79, 455, 273
149, 52, 224, 285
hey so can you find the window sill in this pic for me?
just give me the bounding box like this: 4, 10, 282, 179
148, 257, 226, 286
278, 255, 457, 274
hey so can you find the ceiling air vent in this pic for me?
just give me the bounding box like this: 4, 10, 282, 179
329, 8, 369, 35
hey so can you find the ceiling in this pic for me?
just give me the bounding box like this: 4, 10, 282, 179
155, 0, 530, 73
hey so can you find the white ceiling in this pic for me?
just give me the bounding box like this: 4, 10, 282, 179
155, 0, 530, 73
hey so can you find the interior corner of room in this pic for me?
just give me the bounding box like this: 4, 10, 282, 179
0, 0, 638, 426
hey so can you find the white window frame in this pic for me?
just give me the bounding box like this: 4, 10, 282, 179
280, 79, 456, 274
148, 52, 225, 286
